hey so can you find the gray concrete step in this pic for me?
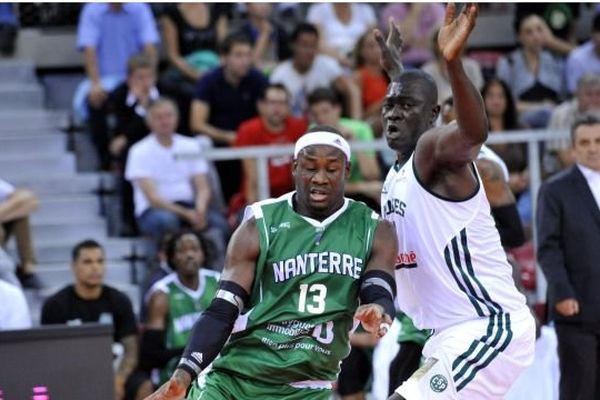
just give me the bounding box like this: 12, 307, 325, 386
25, 239, 136, 264
35, 261, 133, 287
31, 221, 107, 243
0, 60, 36, 84
0, 83, 44, 109
34, 195, 100, 221
10, 173, 101, 196
0, 153, 76, 179
0, 133, 67, 155
0, 110, 67, 133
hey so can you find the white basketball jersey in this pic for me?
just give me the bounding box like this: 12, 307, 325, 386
381, 154, 526, 330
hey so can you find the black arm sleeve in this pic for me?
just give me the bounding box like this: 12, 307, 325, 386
139, 329, 184, 371
491, 203, 526, 248
360, 270, 397, 318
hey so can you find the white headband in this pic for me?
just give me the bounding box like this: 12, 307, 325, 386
294, 131, 351, 160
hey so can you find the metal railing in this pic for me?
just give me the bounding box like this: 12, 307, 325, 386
200, 128, 571, 303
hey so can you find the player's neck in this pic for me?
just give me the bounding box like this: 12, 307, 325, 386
74, 282, 103, 300
178, 273, 199, 291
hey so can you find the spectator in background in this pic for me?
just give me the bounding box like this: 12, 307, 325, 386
306, 3, 376, 69
421, 28, 483, 107
307, 88, 381, 210
140, 232, 219, 387
126, 98, 228, 258
0, 178, 40, 289
378, 3, 445, 68
515, 3, 578, 56
74, 2, 159, 170
231, 83, 307, 223
236, 3, 291, 73
159, 3, 227, 104
0, 279, 31, 330
481, 79, 530, 221
547, 73, 600, 173
353, 31, 389, 136
496, 13, 566, 129
270, 23, 361, 119
537, 114, 600, 400
190, 33, 268, 204
565, 14, 600, 94
0, 3, 18, 57
41, 240, 148, 400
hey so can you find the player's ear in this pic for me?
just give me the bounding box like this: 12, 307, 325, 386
345, 160, 351, 180
291, 159, 298, 177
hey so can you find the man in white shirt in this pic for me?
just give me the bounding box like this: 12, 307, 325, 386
125, 98, 228, 257
0, 279, 31, 330
270, 23, 361, 119
537, 113, 600, 400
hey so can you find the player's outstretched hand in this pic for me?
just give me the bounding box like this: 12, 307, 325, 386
374, 17, 404, 81
354, 304, 393, 338
438, 3, 478, 63
143, 376, 187, 400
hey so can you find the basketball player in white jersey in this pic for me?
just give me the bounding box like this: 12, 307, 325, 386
375, 4, 536, 399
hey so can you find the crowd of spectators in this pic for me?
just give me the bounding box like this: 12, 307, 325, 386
2, 3, 600, 399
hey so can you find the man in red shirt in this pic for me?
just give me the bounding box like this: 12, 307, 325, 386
232, 84, 308, 220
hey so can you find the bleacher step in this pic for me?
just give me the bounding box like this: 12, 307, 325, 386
0, 133, 67, 154
0, 83, 44, 110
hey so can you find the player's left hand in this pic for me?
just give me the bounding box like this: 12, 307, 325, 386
374, 17, 404, 81
354, 304, 393, 338
143, 376, 186, 400
438, 3, 478, 63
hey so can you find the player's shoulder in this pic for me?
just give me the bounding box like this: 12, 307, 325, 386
103, 284, 133, 306
200, 268, 221, 281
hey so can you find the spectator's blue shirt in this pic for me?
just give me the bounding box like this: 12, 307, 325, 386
194, 66, 268, 132
77, 3, 159, 80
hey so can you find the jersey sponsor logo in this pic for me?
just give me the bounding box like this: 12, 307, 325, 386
173, 312, 202, 333
270, 221, 291, 233
383, 198, 407, 217
272, 252, 363, 283
395, 251, 418, 269
430, 374, 448, 393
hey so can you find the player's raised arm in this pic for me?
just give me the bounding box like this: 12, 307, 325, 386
374, 18, 404, 81
421, 3, 488, 167
144, 219, 259, 400
354, 219, 398, 338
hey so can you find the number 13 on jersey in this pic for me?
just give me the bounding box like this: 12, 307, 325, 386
298, 283, 327, 314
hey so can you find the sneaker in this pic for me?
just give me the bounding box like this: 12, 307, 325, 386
16, 270, 44, 290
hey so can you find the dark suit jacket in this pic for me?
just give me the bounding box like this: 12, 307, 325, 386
537, 166, 600, 327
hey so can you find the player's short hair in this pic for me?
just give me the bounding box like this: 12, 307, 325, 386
259, 83, 289, 101
219, 33, 253, 55
72, 239, 103, 262
126, 54, 155, 77
291, 22, 319, 43
571, 113, 600, 144
307, 87, 341, 107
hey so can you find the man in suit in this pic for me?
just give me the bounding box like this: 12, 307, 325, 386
537, 113, 600, 400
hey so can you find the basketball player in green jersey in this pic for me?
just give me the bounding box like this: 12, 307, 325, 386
142, 232, 220, 385
144, 129, 398, 400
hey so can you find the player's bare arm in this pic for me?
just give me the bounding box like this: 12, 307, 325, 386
144, 218, 259, 400
475, 159, 514, 207
374, 18, 404, 82
355, 219, 398, 338
416, 4, 487, 174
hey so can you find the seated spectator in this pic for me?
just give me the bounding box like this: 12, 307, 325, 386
496, 14, 566, 128
235, 3, 291, 73
41, 240, 150, 400
270, 23, 361, 119
231, 83, 308, 222
159, 3, 227, 102
126, 98, 229, 257
306, 3, 376, 69
139, 232, 219, 386
352, 31, 389, 136
421, 28, 483, 107
0, 3, 18, 57
515, 3, 579, 56
0, 178, 41, 289
190, 33, 268, 203
547, 73, 600, 173
565, 13, 600, 94
74, 3, 159, 170
307, 88, 381, 210
378, 3, 445, 68
0, 279, 31, 330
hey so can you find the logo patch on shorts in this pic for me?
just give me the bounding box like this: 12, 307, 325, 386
430, 374, 448, 393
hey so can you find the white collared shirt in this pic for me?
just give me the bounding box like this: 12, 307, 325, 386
126, 86, 160, 117
578, 163, 600, 210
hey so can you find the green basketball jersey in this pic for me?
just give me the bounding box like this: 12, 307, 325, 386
212, 193, 380, 386
151, 269, 220, 383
